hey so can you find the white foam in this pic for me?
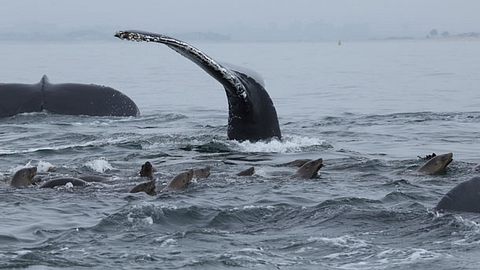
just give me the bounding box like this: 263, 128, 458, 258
450, 215, 480, 246
376, 248, 442, 263
9, 161, 36, 174
338, 248, 444, 269
54, 182, 75, 192
454, 215, 480, 230
323, 250, 364, 259
310, 235, 370, 249
36, 160, 55, 173
160, 238, 177, 247
127, 212, 153, 226
64, 182, 74, 189
9, 165, 28, 174
142, 216, 154, 225
127, 213, 134, 223
7, 160, 53, 178
242, 205, 275, 210
233, 136, 326, 153
15, 250, 31, 256
85, 158, 113, 173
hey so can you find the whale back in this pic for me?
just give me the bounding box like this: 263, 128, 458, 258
40, 177, 87, 188
0, 82, 42, 117
44, 82, 139, 117
0, 76, 139, 118
436, 177, 480, 213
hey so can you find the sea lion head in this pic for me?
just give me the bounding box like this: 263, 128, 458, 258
130, 180, 156, 196
11, 167, 37, 187
140, 161, 154, 179
418, 152, 453, 175
167, 169, 194, 190
295, 158, 323, 179
193, 166, 211, 179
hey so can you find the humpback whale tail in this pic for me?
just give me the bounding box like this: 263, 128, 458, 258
115, 30, 281, 142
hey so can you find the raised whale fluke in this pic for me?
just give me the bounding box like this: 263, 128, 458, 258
115, 30, 281, 142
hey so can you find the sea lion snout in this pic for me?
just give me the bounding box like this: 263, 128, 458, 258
294, 158, 323, 179
418, 152, 453, 175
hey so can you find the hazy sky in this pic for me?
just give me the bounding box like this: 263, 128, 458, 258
0, 0, 479, 39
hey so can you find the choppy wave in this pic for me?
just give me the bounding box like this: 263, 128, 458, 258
2, 40, 480, 270
0, 136, 134, 156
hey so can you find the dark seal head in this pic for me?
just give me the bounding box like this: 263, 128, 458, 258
436, 177, 480, 213
193, 166, 211, 179
294, 159, 323, 179
130, 180, 156, 196
140, 161, 154, 179
237, 167, 255, 176
163, 169, 194, 191
417, 152, 453, 175
10, 167, 37, 188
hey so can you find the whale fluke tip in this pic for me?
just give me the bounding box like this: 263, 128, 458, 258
114, 31, 124, 39
114, 30, 147, 42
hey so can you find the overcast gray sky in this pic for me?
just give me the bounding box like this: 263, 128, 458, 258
0, 0, 479, 40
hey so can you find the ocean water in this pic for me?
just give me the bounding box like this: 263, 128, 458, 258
1, 39, 480, 269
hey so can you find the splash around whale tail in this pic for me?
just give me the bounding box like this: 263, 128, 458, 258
115, 30, 281, 142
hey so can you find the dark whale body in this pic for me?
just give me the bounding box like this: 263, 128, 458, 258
115, 30, 281, 142
0, 75, 139, 118
40, 177, 87, 188
436, 177, 480, 213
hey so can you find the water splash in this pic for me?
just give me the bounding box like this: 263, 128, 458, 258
36, 160, 55, 173
232, 136, 328, 153
85, 158, 113, 173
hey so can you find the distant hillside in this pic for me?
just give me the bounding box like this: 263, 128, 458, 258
426, 29, 480, 40
0, 28, 230, 42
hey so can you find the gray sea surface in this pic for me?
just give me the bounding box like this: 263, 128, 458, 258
1, 39, 480, 269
